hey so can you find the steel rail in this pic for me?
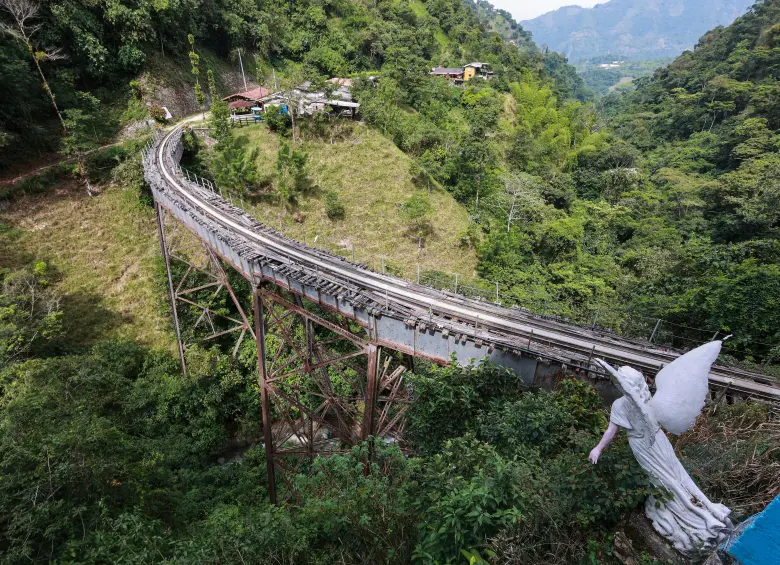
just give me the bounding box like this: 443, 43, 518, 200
153, 122, 780, 402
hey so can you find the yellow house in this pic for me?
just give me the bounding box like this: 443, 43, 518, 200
463, 62, 493, 81
430, 63, 493, 84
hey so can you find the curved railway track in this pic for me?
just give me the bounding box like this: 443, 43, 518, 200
148, 121, 780, 404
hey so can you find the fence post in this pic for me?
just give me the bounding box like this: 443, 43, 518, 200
455, 273, 459, 294
417, 264, 420, 284
352, 245, 355, 262
649, 319, 662, 343
381, 256, 385, 274
592, 307, 600, 329
495, 282, 499, 303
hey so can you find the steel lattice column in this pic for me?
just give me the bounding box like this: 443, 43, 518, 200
155, 202, 411, 506
156, 204, 255, 373
156, 202, 187, 374
252, 285, 410, 504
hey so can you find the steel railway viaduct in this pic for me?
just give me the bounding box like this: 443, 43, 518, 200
143, 122, 779, 502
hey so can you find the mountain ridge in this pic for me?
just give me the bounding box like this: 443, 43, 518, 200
522, 0, 755, 62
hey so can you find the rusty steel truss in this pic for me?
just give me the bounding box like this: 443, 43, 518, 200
157, 203, 409, 503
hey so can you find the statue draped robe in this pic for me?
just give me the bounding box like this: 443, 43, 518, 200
610, 397, 732, 552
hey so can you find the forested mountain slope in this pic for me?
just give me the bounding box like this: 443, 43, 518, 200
347, 0, 777, 362
0, 0, 587, 170
522, 0, 755, 62
596, 0, 780, 357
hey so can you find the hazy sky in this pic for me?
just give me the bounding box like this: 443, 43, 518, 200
490, 0, 609, 22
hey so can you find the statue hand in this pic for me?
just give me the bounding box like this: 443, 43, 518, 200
588, 447, 601, 464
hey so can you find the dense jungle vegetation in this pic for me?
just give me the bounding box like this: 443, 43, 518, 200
1, 0, 780, 563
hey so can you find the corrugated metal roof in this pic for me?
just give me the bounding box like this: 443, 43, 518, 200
431, 67, 463, 74
222, 86, 271, 102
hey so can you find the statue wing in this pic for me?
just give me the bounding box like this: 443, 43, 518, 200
650, 341, 722, 435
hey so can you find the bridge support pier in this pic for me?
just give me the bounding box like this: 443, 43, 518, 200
157, 197, 413, 504
253, 288, 277, 504
250, 285, 409, 504
156, 202, 187, 375
156, 204, 255, 370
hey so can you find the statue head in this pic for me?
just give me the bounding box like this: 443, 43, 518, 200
595, 359, 651, 403
616, 365, 651, 403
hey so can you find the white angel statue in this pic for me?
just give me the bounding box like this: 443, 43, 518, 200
588, 340, 733, 553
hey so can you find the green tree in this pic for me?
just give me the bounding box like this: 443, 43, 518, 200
711, 153, 780, 241
62, 91, 102, 196
0, 0, 67, 133
207, 69, 230, 142
400, 192, 433, 234
324, 190, 345, 220
275, 142, 313, 201
188, 34, 205, 115
0, 262, 62, 365
212, 135, 259, 194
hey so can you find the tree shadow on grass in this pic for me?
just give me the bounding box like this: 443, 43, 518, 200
57, 291, 127, 347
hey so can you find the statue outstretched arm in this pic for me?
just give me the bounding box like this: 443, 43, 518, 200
589, 422, 619, 464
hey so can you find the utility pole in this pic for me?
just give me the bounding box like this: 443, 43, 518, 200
237, 48, 248, 92
474, 174, 480, 219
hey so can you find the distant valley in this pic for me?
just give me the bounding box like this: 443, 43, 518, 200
575, 57, 673, 96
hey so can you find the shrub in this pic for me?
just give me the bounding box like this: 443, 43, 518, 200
265, 105, 292, 136
5, 165, 69, 200
293, 443, 417, 564
406, 368, 652, 564
412, 437, 545, 563
0, 263, 63, 363
276, 143, 315, 201
676, 402, 778, 519
121, 95, 149, 124
84, 142, 140, 183
324, 190, 345, 220
400, 193, 433, 234
405, 362, 523, 454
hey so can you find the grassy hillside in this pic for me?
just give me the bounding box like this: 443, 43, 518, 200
235, 124, 479, 278
0, 182, 172, 350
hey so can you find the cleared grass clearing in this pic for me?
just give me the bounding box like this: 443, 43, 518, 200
0, 182, 173, 350
236, 123, 478, 278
